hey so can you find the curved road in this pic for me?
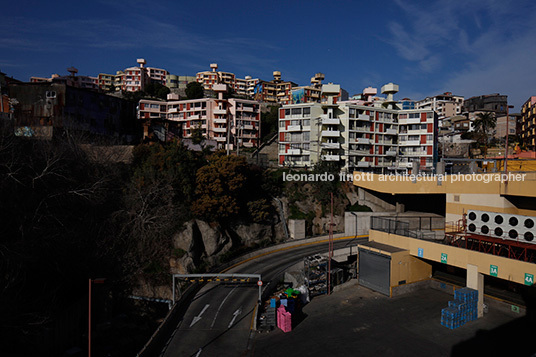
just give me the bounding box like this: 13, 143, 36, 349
162, 236, 366, 357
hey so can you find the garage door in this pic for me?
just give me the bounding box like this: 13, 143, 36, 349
359, 248, 391, 296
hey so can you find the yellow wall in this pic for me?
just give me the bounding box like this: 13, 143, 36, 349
370, 230, 536, 286
390, 250, 432, 287
354, 173, 536, 222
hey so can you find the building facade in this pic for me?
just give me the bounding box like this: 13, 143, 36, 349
521, 96, 536, 150
138, 84, 260, 149
416, 92, 463, 118
278, 83, 438, 173
196, 63, 259, 97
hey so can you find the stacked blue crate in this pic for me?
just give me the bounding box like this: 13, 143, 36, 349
441, 287, 478, 329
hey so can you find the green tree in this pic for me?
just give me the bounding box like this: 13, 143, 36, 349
473, 112, 496, 157
145, 82, 170, 100
192, 153, 249, 222
185, 81, 204, 99
261, 105, 280, 142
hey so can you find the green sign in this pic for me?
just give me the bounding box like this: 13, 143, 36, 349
525, 273, 534, 286
511, 305, 520, 313
440, 253, 448, 264
490, 265, 498, 277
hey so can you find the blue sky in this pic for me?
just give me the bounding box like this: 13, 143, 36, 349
2, 0, 535, 110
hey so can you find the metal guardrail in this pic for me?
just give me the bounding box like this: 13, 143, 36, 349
371, 216, 445, 240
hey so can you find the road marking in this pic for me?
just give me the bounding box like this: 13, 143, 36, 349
211, 286, 237, 328
190, 304, 210, 327
228, 306, 242, 328
195, 348, 202, 357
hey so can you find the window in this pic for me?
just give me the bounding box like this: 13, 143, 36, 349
46, 91, 56, 98
303, 107, 311, 116
303, 119, 310, 126
279, 121, 285, 128
303, 132, 310, 141
285, 109, 290, 116
291, 108, 301, 115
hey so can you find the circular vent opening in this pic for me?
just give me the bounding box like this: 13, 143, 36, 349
495, 215, 504, 224
509, 217, 519, 226
468, 212, 477, 221
525, 219, 535, 229
482, 214, 490, 222
525, 232, 534, 242
468, 224, 476, 232
494, 227, 503, 237
481, 225, 489, 234
509, 230, 518, 239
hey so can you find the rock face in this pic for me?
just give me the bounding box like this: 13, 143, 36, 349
171, 219, 281, 273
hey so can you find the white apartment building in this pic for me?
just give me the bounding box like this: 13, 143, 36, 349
138, 84, 260, 149
278, 84, 438, 173
416, 92, 463, 125
196, 63, 259, 97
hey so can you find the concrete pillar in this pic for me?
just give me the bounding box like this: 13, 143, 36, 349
467, 264, 484, 318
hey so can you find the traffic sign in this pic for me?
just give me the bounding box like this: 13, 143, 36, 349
440, 253, 448, 264
525, 273, 534, 286
418, 248, 423, 258
490, 265, 498, 277
257, 280, 263, 286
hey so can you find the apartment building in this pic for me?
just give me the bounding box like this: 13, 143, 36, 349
254, 71, 297, 105
138, 84, 260, 148
278, 83, 438, 173
416, 92, 463, 120
196, 63, 259, 97
463, 93, 508, 115
166, 75, 196, 89
521, 96, 536, 150
30, 67, 99, 90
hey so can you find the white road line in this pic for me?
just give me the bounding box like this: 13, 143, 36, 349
211, 286, 237, 328
190, 304, 210, 327
228, 306, 242, 328
195, 348, 202, 357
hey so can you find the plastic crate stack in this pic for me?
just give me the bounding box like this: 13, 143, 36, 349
441, 287, 478, 329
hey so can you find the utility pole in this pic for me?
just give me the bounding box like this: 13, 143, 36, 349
504, 105, 514, 179
327, 192, 334, 295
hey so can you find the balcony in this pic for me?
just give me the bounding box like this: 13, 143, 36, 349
189, 114, 199, 120
322, 130, 340, 137
168, 107, 178, 113
213, 118, 227, 124
213, 127, 227, 133
356, 138, 371, 144
321, 115, 340, 125
357, 114, 369, 121
357, 161, 370, 168
214, 108, 227, 115
287, 149, 301, 155
386, 149, 397, 156
241, 106, 254, 112
349, 149, 369, 155
385, 128, 397, 135
215, 137, 226, 142
398, 162, 413, 168
287, 125, 302, 131
243, 124, 254, 130
322, 142, 340, 149
400, 140, 421, 146
322, 155, 340, 161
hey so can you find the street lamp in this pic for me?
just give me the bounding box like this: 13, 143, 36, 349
88, 278, 106, 357
504, 105, 514, 177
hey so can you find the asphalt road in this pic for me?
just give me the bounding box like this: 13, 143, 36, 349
161, 237, 366, 357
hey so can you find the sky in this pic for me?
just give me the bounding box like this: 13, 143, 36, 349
1, 0, 535, 111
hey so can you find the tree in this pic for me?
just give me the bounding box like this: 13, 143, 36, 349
473, 112, 496, 157
261, 105, 280, 143
185, 81, 204, 99
145, 82, 170, 100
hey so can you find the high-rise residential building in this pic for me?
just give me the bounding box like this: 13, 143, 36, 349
113, 59, 168, 92
416, 92, 463, 121
138, 84, 260, 148
196, 63, 259, 97
254, 71, 297, 105
278, 83, 438, 173
521, 96, 536, 150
